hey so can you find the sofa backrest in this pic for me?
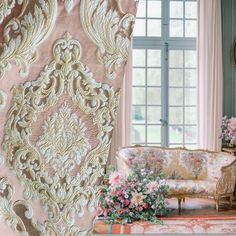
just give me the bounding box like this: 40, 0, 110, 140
116, 146, 236, 181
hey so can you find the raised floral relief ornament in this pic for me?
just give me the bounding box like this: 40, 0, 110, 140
0, 0, 57, 79
0, 90, 7, 110
0, 0, 23, 24
2, 32, 120, 235
80, 0, 135, 80
0, 0, 136, 235
36, 104, 91, 178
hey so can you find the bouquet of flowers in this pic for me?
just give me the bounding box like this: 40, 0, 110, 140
221, 116, 236, 145
98, 165, 170, 224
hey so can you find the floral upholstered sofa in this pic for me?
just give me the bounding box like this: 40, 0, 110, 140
116, 146, 236, 211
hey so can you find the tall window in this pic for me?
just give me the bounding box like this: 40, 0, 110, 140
132, 0, 197, 148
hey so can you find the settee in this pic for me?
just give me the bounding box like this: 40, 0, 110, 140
116, 146, 236, 211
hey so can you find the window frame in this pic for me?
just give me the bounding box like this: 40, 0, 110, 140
132, 0, 197, 147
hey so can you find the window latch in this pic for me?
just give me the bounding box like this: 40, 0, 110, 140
160, 119, 168, 126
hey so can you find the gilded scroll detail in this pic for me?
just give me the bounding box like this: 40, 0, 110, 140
36, 104, 91, 177
3, 32, 120, 235
0, 177, 34, 236
0, 90, 7, 110
80, 0, 135, 80
62, 0, 74, 12
0, 0, 23, 24
0, 0, 57, 79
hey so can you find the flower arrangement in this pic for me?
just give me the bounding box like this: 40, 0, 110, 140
221, 116, 236, 145
97, 165, 170, 224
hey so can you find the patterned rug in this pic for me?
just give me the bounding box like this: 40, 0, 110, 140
94, 217, 236, 234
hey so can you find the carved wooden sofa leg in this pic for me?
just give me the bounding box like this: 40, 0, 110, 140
177, 198, 182, 214
230, 195, 233, 207
215, 197, 220, 211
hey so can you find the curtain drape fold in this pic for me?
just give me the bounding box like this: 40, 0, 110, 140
109, 42, 133, 166
197, 0, 223, 151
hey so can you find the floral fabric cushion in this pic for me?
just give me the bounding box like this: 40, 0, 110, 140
166, 179, 217, 196
117, 147, 209, 180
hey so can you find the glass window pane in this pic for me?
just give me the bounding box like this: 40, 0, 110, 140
147, 106, 161, 124
133, 19, 146, 36
185, 107, 197, 124
147, 19, 162, 37
185, 69, 196, 87
133, 68, 146, 86
147, 125, 161, 143
185, 20, 197, 37
147, 50, 161, 67
169, 126, 183, 143
133, 49, 145, 67
147, 68, 161, 86
169, 50, 183, 68
132, 106, 146, 123
184, 50, 197, 67
170, 1, 183, 18
185, 88, 197, 105
170, 20, 183, 37
169, 88, 183, 105
184, 126, 197, 143
136, 0, 146, 17
148, 0, 161, 18
133, 87, 145, 105
185, 2, 197, 19
169, 107, 183, 124
132, 125, 146, 143
169, 69, 183, 87
147, 87, 161, 105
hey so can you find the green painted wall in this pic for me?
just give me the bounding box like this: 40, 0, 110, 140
222, 0, 236, 117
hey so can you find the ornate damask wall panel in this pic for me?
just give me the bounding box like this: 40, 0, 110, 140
0, 1, 137, 235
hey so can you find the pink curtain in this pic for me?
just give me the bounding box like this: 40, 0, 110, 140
197, 0, 223, 151
109, 41, 133, 166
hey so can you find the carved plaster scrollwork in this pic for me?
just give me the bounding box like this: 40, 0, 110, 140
0, 0, 57, 79
62, 0, 74, 12
0, 177, 35, 236
80, 0, 135, 80
36, 104, 91, 178
0, 0, 24, 24
0, 90, 7, 110
3, 32, 120, 235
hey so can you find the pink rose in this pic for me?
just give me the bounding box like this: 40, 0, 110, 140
143, 202, 148, 209
124, 199, 130, 206
118, 196, 123, 201
114, 202, 120, 208
118, 208, 126, 214
146, 181, 159, 193
228, 118, 236, 133
109, 171, 126, 187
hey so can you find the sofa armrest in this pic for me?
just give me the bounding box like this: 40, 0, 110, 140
216, 159, 236, 195
115, 152, 132, 176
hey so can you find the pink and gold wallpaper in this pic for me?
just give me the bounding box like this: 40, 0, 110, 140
0, 1, 137, 235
